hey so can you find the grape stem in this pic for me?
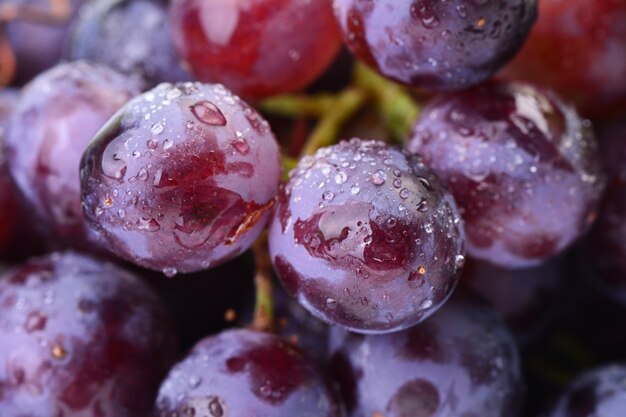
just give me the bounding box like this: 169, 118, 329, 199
353, 63, 421, 144
251, 233, 274, 332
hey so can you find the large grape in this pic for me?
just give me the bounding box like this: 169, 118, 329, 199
502, 0, 626, 117
80, 82, 281, 274
408, 80, 605, 267
4, 61, 141, 249
549, 365, 626, 417
329, 291, 524, 417
155, 329, 341, 417
169, 0, 342, 99
333, 0, 537, 90
269, 138, 465, 334
0, 252, 177, 417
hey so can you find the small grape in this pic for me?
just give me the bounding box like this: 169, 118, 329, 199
269, 138, 465, 334
333, 0, 537, 90
329, 291, 524, 417
0, 251, 178, 417
155, 329, 341, 417
4, 61, 141, 248
80, 82, 281, 273
169, 0, 342, 99
408, 80, 605, 267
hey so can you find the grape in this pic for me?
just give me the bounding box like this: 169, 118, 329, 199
65, 0, 190, 86
585, 119, 626, 303
462, 258, 562, 345
155, 329, 341, 417
502, 0, 626, 117
407, 80, 605, 267
0, 89, 19, 252
0, 251, 178, 417
80, 82, 281, 274
4, 61, 141, 249
329, 291, 524, 417
5, 0, 85, 84
169, 0, 342, 100
333, 0, 537, 91
549, 365, 626, 417
269, 138, 465, 334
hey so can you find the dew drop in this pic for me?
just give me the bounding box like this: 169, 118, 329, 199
322, 191, 335, 201
335, 171, 347, 184
400, 188, 410, 199
190, 101, 227, 126
163, 139, 173, 150
232, 139, 249, 155
326, 298, 337, 309
163, 267, 178, 278
372, 170, 387, 185
151, 123, 164, 135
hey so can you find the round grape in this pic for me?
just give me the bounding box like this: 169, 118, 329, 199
407, 80, 605, 267
80, 82, 281, 274
155, 329, 341, 417
4, 61, 142, 249
169, 0, 342, 99
269, 138, 465, 334
329, 291, 524, 417
333, 0, 537, 90
0, 251, 178, 417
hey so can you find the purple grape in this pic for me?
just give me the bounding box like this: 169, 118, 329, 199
333, 0, 537, 90
407, 80, 605, 267
329, 291, 524, 417
549, 365, 626, 417
5, 0, 85, 84
155, 329, 341, 417
80, 82, 281, 274
269, 138, 465, 334
0, 251, 178, 417
4, 61, 142, 249
462, 258, 562, 345
65, 0, 190, 86
0, 89, 19, 252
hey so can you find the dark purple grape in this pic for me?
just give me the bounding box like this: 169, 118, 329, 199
4, 61, 142, 249
549, 365, 626, 417
407, 80, 605, 267
0, 88, 19, 251
269, 138, 465, 334
80, 82, 281, 274
585, 119, 626, 303
65, 0, 190, 86
329, 291, 524, 417
5, 0, 85, 84
333, 0, 537, 90
155, 329, 341, 417
0, 251, 178, 417
169, 0, 342, 100
462, 258, 562, 345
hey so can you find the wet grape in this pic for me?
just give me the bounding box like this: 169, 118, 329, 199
80, 82, 281, 274
155, 329, 341, 417
0, 251, 178, 417
169, 0, 342, 99
4, 61, 141, 249
269, 138, 465, 334
329, 291, 524, 417
408, 80, 605, 267
333, 0, 537, 90
66, 0, 190, 86
549, 365, 626, 417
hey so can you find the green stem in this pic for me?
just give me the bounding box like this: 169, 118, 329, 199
259, 94, 337, 118
282, 156, 298, 181
301, 87, 367, 156
354, 63, 421, 144
251, 233, 274, 332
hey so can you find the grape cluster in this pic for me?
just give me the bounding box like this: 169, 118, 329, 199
1, 0, 626, 416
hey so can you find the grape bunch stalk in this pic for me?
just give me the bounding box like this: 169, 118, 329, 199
0, 0, 625, 417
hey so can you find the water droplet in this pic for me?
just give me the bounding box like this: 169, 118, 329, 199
322, 191, 334, 201
372, 170, 387, 185
232, 139, 249, 155
52, 343, 67, 360
424, 223, 433, 233
163, 267, 178, 278
351, 184, 360, 195
25, 312, 46, 332
455, 255, 465, 269
417, 199, 428, 213
190, 101, 227, 126
188, 375, 202, 388
147, 139, 158, 149
400, 188, 410, 199
421, 299, 433, 309
151, 123, 164, 135
326, 298, 337, 309
393, 178, 402, 188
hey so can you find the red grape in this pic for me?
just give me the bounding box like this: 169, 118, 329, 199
169, 0, 342, 100
4, 61, 142, 249
80, 82, 281, 274
408, 80, 605, 267
0, 251, 178, 417
269, 139, 465, 334
329, 291, 524, 417
155, 329, 341, 417
333, 0, 537, 90
502, 0, 626, 117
